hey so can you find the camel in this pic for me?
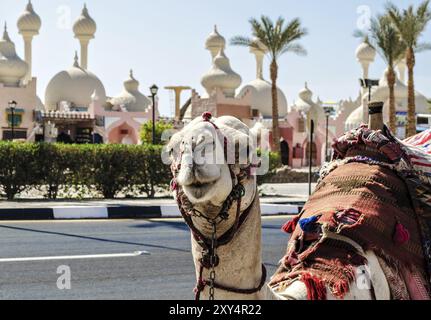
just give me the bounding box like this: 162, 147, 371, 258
167, 107, 431, 300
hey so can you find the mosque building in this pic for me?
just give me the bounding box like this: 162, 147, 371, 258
1, 2, 157, 144
182, 26, 430, 168
2, 3, 430, 167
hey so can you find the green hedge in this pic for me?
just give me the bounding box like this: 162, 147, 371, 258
256, 150, 281, 185
0, 142, 171, 200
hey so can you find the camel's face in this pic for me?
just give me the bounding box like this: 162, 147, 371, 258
169, 116, 254, 208
176, 122, 232, 205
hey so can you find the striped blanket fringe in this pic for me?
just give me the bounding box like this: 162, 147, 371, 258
272, 125, 431, 300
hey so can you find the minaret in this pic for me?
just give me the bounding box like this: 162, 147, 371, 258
355, 37, 376, 79
205, 25, 226, 60
250, 37, 267, 80
17, 0, 41, 84
73, 4, 96, 70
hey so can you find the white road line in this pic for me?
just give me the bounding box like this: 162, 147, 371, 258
0, 251, 150, 263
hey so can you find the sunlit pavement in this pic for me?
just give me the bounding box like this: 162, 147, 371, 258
0, 217, 290, 300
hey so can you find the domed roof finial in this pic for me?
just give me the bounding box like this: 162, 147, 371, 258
3, 22, 11, 41
124, 69, 139, 91
73, 3, 97, 38
73, 51, 80, 67
205, 25, 226, 58
18, 0, 42, 35
83, 3, 89, 15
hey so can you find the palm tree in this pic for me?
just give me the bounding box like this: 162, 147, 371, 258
356, 15, 406, 132
387, 0, 431, 137
231, 16, 308, 154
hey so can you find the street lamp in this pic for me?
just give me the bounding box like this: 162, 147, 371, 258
359, 78, 379, 103
8, 100, 17, 141
323, 105, 335, 162
150, 84, 159, 145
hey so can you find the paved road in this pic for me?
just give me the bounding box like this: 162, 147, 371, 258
0, 217, 290, 300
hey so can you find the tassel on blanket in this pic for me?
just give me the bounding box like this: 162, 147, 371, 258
282, 216, 300, 234
299, 216, 320, 233
393, 222, 410, 246
301, 273, 327, 300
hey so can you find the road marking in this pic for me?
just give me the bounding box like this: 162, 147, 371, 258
0, 251, 150, 263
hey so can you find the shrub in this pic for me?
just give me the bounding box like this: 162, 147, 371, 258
256, 149, 281, 185
0, 142, 39, 200
0, 142, 172, 200
34, 143, 78, 199
140, 120, 174, 145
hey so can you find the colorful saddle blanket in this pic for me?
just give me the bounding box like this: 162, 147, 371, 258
271, 126, 431, 300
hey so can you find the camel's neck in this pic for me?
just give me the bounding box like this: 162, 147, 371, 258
190, 191, 264, 300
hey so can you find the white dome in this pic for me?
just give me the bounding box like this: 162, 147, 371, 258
73, 4, 96, 39
293, 83, 325, 123
0, 24, 28, 86
45, 54, 106, 110
346, 106, 364, 130
294, 83, 314, 113
356, 40, 376, 63
17, 1, 41, 35
201, 49, 242, 98
205, 25, 226, 54
109, 70, 152, 112
237, 78, 288, 117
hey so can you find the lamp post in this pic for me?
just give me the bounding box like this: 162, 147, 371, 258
8, 100, 17, 141
323, 105, 334, 162
308, 119, 314, 196
359, 78, 379, 103
150, 85, 159, 145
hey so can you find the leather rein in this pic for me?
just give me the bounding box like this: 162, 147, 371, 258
170, 113, 267, 300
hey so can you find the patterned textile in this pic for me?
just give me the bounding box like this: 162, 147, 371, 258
272, 125, 431, 300
375, 254, 410, 300
404, 129, 431, 155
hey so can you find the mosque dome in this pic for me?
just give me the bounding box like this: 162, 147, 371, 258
294, 83, 314, 113
17, 1, 41, 35
201, 49, 242, 98
237, 79, 288, 117
345, 106, 364, 130
0, 24, 29, 86
45, 53, 106, 110
73, 4, 96, 39
109, 70, 152, 112
205, 25, 226, 55
355, 39, 376, 63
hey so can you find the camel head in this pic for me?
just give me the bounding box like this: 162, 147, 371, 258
167, 114, 258, 219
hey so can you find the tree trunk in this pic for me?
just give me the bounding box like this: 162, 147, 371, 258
270, 60, 281, 154
406, 47, 416, 138
387, 66, 397, 133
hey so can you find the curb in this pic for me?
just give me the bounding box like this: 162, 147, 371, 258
0, 204, 303, 221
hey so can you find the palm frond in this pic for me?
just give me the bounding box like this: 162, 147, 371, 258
231, 14, 307, 61
230, 36, 254, 48
416, 42, 431, 52
280, 43, 307, 56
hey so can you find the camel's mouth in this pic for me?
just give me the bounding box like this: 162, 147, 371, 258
183, 179, 219, 200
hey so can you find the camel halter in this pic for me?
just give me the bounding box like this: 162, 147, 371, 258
170, 112, 267, 301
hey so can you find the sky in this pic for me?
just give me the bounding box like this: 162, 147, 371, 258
1, 0, 430, 116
